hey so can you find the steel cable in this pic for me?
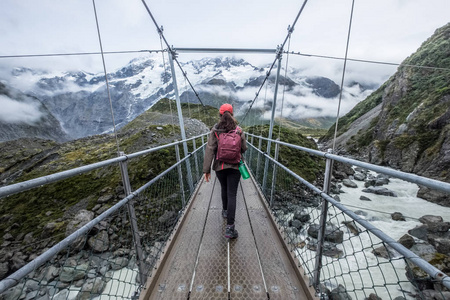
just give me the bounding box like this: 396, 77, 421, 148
332, 0, 355, 152
92, 0, 120, 153
240, 0, 308, 123
140, 0, 205, 107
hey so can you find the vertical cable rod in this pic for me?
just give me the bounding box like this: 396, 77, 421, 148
92, 0, 120, 153
240, 0, 308, 123
332, 0, 356, 152
140, 0, 205, 107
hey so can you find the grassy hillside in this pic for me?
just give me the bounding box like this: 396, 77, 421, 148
149, 98, 219, 128
246, 125, 325, 183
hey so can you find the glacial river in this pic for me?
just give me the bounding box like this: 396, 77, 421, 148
91, 172, 450, 300
302, 171, 450, 299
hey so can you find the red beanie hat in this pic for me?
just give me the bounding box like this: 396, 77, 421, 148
219, 103, 233, 115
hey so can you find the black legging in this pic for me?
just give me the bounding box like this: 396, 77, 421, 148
215, 168, 241, 225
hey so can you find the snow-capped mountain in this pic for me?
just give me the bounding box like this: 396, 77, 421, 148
3, 56, 376, 140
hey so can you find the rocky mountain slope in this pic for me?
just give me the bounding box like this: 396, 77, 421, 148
0, 82, 68, 142
0, 102, 324, 282
320, 23, 450, 206
4, 57, 374, 140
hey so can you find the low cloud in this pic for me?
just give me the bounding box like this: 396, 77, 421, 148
233, 82, 373, 120
0, 94, 43, 124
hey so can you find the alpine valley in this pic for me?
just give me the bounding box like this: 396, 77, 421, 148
1, 56, 376, 141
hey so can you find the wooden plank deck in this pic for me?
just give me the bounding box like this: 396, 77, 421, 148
141, 172, 316, 300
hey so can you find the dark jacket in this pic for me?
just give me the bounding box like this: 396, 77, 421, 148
202, 124, 247, 173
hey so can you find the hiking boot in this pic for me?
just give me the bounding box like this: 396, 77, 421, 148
225, 224, 238, 239
222, 210, 227, 218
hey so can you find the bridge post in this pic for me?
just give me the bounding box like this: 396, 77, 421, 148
313, 149, 334, 292
118, 152, 147, 286
168, 49, 194, 194
269, 138, 280, 207
262, 49, 282, 193
256, 137, 263, 182
192, 138, 200, 181
249, 135, 254, 169
175, 143, 186, 207
201, 135, 205, 156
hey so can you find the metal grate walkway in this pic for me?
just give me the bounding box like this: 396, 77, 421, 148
140, 172, 316, 300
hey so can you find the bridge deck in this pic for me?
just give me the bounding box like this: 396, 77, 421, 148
140, 173, 316, 300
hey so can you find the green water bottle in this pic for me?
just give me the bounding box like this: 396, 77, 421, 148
239, 160, 250, 180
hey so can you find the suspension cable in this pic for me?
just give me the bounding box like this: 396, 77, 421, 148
159, 32, 176, 136
140, 0, 205, 107
331, 0, 355, 153
278, 29, 292, 139
240, 0, 308, 123
0, 49, 165, 59
92, 0, 120, 153
284, 51, 450, 72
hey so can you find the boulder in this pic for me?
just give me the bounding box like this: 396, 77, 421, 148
365, 293, 382, 300
290, 219, 303, 231
88, 230, 110, 253
65, 210, 95, 251
59, 264, 89, 283
110, 257, 129, 270
293, 210, 311, 223
158, 210, 177, 226
427, 236, 450, 255
41, 222, 58, 239
307, 240, 343, 258
308, 224, 344, 244
409, 243, 437, 261
11, 252, 27, 272
427, 222, 450, 233
372, 245, 396, 259
375, 175, 390, 186
419, 215, 443, 225
342, 221, 362, 236
0, 261, 9, 280
398, 234, 415, 249
65, 210, 94, 236
391, 212, 406, 221
417, 186, 450, 207
97, 194, 113, 204
362, 187, 397, 197
79, 277, 106, 299
408, 225, 429, 241
333, 171, 348, 180
3, 233, 13, 241
353, 173, 366, 181
359, 195, 372, 201
330, 284, 352, 300
420, 289, 450, 300
342, 179, 357, 188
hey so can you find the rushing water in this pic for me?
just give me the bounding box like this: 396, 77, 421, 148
91, 171, 450, 299
301, 170, 450, 299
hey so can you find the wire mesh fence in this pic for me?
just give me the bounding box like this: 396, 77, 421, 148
244, 140, 450, 300
0, 139, 206, 300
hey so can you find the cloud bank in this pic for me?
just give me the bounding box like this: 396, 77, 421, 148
0, 94, 43, 124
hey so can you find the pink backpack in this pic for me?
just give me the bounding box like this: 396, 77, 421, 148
215, 127, 242, 164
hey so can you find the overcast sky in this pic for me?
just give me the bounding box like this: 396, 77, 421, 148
0, 0, 449, 86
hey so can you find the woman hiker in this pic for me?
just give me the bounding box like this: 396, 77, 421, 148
203, 103, 247, 239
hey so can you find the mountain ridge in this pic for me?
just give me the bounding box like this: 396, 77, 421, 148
320, 22, 450, 206
2, 56, 375, 141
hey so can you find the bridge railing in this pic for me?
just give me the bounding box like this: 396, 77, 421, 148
0, 134, 207, 299
244, 132, 450, 300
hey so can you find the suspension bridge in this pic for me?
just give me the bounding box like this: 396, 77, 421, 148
1, 0, 450, 299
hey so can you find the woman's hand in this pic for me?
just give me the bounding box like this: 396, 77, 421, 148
204, 173, 211, 182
